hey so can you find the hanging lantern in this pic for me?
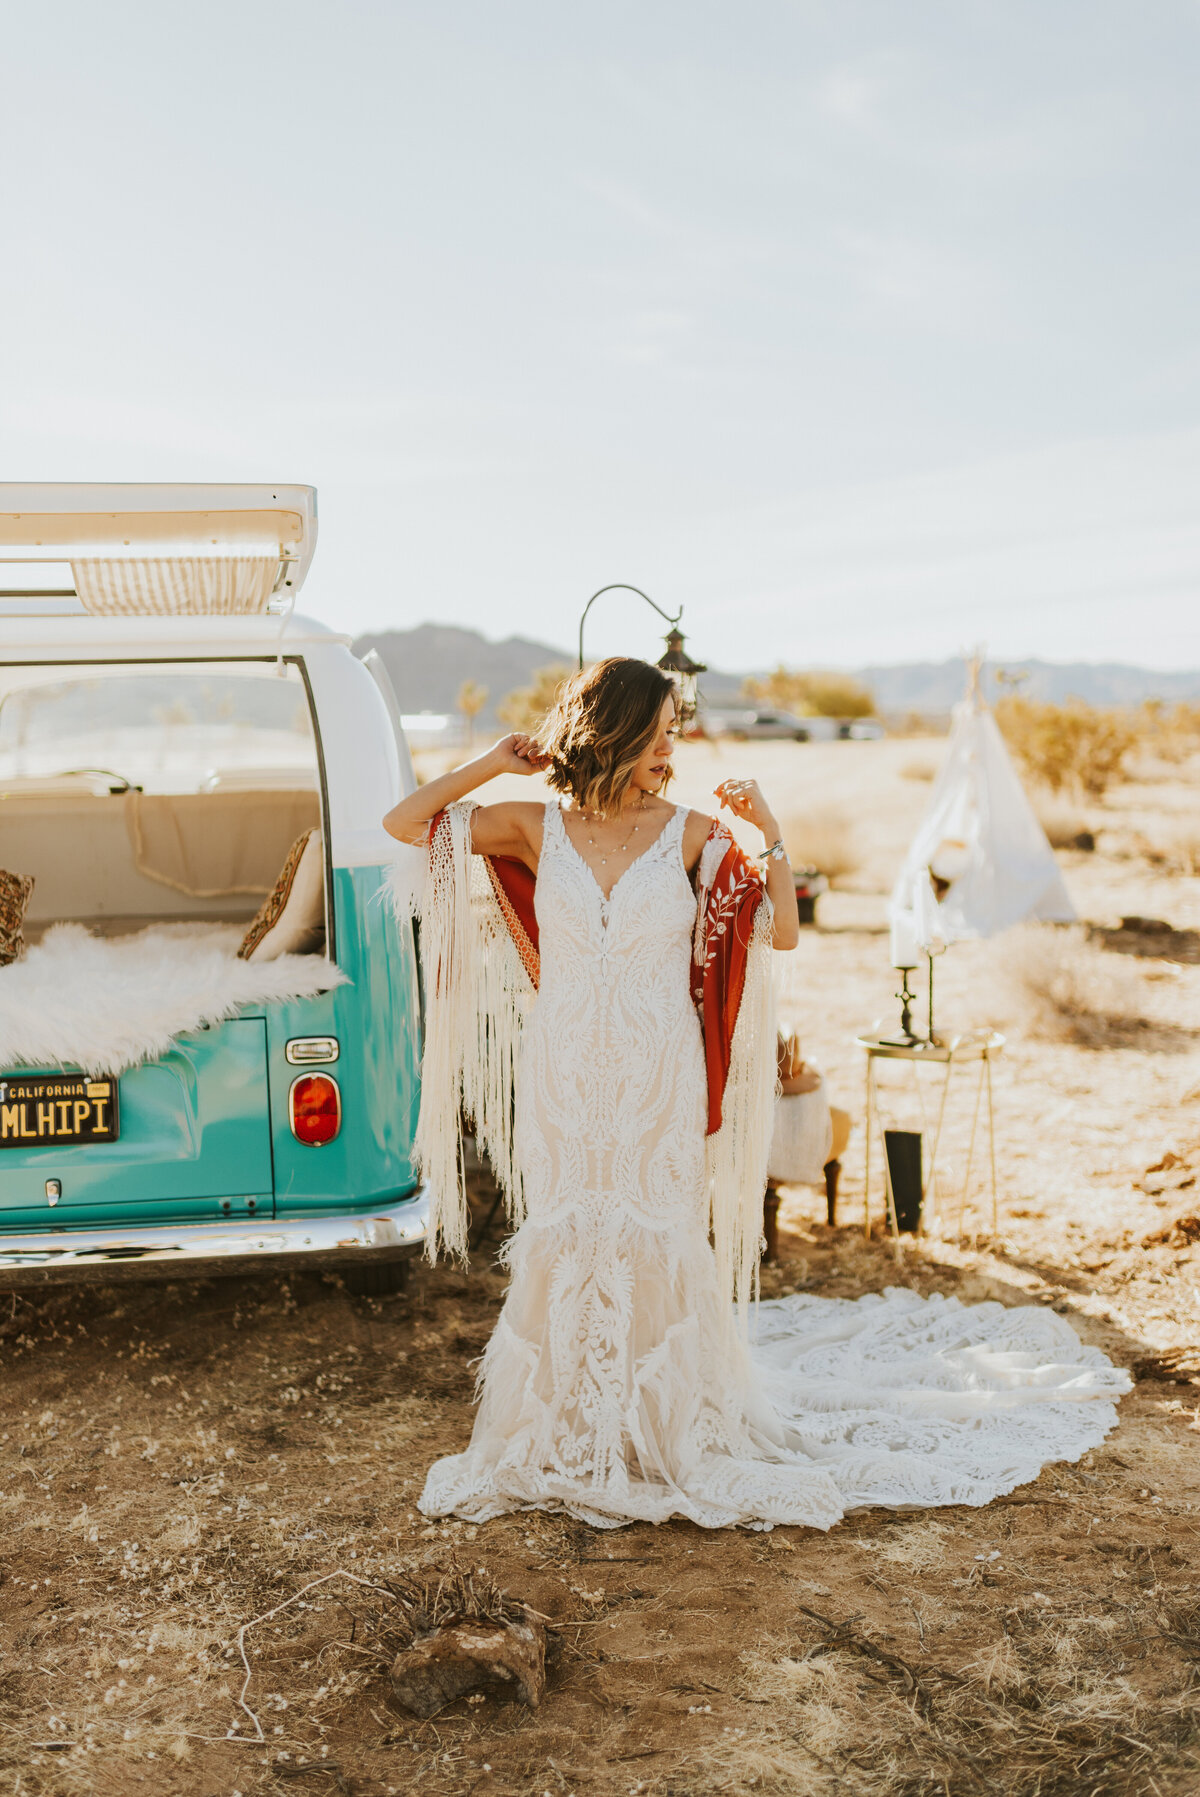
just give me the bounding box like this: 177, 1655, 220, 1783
577, 586, 708, 717
657, 625, 707, 717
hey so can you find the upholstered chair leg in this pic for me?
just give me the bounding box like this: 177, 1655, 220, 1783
823, 1158, 841, 1226
762, 1182, 781, 1261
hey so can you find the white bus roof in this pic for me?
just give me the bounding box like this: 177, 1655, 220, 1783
0, 611, 348, 660
0, 483, 317, 615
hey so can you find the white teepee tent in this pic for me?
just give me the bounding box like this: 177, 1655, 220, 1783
890, 685, 1075, 955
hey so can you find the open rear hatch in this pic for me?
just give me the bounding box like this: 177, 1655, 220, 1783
0, 482, 316, 615
0, 484, 328, 1228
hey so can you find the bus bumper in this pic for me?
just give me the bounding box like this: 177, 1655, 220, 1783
0, 1186, 431, 1288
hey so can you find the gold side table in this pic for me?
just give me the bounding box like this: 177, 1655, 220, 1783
855, 1031, 1004, 1241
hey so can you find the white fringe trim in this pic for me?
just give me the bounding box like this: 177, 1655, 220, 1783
385, 801, 532, 1264
706, 897, 777, 1331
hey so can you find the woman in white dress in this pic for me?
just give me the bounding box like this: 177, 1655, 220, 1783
383, 658, 1129, 1531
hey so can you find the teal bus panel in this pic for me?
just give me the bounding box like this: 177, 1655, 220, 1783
0, 1019, 273, 1227
0, 865, 422, 1232
269, 864, 422, 1215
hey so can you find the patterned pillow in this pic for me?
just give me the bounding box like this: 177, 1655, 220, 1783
0, 870, 35, 967
238, 829, 325, 962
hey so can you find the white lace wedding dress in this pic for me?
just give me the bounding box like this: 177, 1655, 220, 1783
419, 801, 1130, 1530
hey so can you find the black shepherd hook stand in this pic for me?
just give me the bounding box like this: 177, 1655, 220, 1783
577, 584, 682, 669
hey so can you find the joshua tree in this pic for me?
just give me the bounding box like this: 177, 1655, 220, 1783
456, 678, 489, 747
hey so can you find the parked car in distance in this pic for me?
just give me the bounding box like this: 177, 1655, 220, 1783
701, 708, 885, 743
703, 707, 825, 742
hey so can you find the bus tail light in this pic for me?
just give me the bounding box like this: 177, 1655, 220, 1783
289, 1073, 342, 1146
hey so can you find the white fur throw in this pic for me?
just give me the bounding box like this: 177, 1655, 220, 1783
0, 923, 347, 1077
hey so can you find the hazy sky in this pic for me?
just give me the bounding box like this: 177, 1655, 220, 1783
3, 2, 1199, 671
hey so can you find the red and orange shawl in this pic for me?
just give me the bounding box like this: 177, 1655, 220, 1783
389, 802, 777, 1314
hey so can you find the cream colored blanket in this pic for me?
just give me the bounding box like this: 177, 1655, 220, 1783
0, 924, 345, 1077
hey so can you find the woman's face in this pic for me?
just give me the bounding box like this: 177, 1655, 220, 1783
629, 695, 679, 796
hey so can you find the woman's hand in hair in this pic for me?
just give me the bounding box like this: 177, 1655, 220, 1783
489, 733, 553, 776
383, 733, 550, 847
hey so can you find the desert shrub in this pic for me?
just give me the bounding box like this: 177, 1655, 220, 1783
994, 695, 1137, 798
496, 664, 572, 735
742, 665, 875, 718
778, 808, 860, 884
1134, 698, 1200, 764
890, 710, 948, 736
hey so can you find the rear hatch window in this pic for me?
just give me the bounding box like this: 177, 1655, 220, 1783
0, 658, 328, 1221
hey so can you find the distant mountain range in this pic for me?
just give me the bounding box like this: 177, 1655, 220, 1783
354, 624, 1200, 727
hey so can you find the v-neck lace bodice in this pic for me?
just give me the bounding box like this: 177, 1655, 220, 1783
523, 797, 705, 1230
552, 799, 685, 906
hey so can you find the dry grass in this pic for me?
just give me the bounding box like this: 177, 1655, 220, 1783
899, 753, 938, 782
722, 1587, 1199, 1797
3, 1148, 1199, 1796
1003, 923, 1171, 1047
1138, 820, 1200, 876
779, 807, 860, 884
1034, 789, 1097, 850
851, 1516, 948, 1570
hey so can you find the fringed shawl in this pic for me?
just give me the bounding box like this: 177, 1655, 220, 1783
387, 800, 777, 1316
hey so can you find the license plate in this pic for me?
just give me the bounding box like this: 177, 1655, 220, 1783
0, 1074, 120, 1148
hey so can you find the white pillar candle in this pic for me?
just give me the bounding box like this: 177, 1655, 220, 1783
889, 912, 920, 968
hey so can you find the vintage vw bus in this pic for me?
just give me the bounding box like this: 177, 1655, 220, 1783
0, 484, 429, 1289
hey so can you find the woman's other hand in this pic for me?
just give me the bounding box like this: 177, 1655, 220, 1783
714, 777, 799, 950
714, 777, 779, 839
489, 733, 553, 776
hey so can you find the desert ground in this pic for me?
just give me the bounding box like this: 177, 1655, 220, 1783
1, 735, 1198, 1797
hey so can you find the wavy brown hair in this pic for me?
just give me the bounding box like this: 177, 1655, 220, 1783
541, 658, 679, 816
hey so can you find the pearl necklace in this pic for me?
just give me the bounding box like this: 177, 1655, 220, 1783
580, 792, 648, 867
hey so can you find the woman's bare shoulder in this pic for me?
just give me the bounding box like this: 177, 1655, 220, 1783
469, 799, 547, 862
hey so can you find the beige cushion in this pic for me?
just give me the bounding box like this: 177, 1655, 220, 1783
0, 870, 35, 967
238, 830, 325, 962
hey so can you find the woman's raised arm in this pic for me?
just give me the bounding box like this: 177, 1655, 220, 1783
714, 777, 801, 951
382, 733, 550, 862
